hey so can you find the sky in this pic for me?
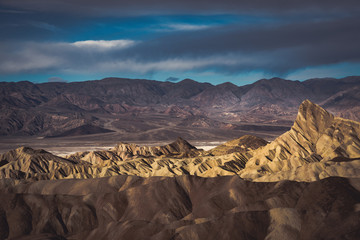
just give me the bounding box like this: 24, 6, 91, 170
0, 0, 360, 86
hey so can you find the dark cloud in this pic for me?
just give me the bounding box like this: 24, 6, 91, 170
0, 16, 359, 76
0, 0, 359, 79
115, 16, 360, 73
166, 77, 179, 82
1, 0, 359, 16
48, 76, 67, 82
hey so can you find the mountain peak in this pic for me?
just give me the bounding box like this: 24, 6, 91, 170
178, 78, 197, 84
216, 82, 238, 89
293, 99, 334, 141
169, 137, 196, 151
297, 100, 333, 122
255, 77, 286, 84
175, 136, 185, 142
15, 146, 48, 155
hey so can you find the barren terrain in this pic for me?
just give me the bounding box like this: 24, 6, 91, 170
1, 79, 360, 239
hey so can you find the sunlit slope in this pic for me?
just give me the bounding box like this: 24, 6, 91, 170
0, 100, 359, 182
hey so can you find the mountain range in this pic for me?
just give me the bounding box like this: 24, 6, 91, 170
0, 100, 360, 239
1, 76, 360, 141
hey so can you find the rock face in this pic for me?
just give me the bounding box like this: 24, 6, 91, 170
0, 175, 359, 240
240, 100, 360, 181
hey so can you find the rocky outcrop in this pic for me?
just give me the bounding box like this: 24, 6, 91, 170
240, 100, 360, 181
113, 137, 199, 158
0, 138, 208, 181
208, 135, 267, 156
0, 147, 95, 181
68, 137, 201, 164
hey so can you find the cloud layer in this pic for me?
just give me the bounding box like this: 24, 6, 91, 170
0, 0, 360, 82
1, 0, 360, 16
1, 16, 359, 76
71, 40, 136, 51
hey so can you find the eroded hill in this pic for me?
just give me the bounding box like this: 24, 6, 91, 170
1, 100, 360, 183
1, 175, 359, 240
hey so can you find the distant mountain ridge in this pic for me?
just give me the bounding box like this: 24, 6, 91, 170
1, 76, 359, 138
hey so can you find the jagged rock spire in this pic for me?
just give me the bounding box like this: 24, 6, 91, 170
293, 100, 334, 141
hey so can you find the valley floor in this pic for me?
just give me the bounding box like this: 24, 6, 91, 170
0, 135, 226, 155
0, 124, 283, 155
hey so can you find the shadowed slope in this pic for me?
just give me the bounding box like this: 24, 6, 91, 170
0, 176, 359, 240
47, 124, 115, 137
